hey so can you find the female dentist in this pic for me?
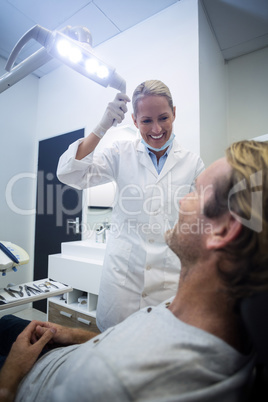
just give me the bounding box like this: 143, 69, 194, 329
57, 80, 205, 332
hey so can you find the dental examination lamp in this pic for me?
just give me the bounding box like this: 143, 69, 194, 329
0, 241, 29, 276
0, 25, 126, 94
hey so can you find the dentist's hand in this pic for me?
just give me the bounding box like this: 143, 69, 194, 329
93, 92, 130, 138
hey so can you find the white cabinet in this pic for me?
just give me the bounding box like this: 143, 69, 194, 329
47, 240, 105, 332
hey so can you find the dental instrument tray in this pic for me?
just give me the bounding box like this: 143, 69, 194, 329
0, 278, 72, 310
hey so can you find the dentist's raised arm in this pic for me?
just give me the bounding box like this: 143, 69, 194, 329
76, 92, 130, 160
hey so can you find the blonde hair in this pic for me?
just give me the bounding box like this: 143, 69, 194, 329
205, 140, 268, 301
226, 141, 268, 254
132, 80, 174, 117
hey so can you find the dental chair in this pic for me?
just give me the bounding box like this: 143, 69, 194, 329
240, 292, 268, 401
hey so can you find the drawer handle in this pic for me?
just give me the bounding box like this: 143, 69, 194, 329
77, 317, 91, 326
60, 311, 72, 318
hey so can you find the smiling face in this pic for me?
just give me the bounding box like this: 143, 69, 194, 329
132, 95, 176, 158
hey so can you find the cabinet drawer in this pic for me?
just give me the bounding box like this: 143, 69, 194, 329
48, 301, 100, 333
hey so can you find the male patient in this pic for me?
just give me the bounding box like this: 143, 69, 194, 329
0, 140, 267, 402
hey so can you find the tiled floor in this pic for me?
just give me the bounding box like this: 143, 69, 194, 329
13, 308, 47, 321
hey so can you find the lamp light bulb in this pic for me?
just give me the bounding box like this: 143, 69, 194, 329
69, 47, 82, 63
56, 39, 82, 64
85, 58, 99, 74
57, 39, 70, 57
97, 65, 109, 79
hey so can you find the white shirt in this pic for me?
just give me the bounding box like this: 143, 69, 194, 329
16, 304, 255, 402
57, 138, 205, 331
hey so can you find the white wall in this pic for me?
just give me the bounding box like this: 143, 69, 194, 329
227, 47, 268, 143
0, 57, 39, 287
198, 1, 227, 167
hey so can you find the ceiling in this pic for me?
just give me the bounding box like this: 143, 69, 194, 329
201, 0, 268, 60
0, 0, 267, 78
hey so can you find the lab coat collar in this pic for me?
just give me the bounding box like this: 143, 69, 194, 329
137, 140, 158, 177
137, 139, 183, 181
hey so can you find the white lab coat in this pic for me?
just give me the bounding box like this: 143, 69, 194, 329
57, 138, 205, 332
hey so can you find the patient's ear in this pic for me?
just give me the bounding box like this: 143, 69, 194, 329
206, 214, 242, 250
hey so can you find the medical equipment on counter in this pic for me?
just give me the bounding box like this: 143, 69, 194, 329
0, 241, 29, 276
0, 279, 72, 308
0, 25, 126, 94
0, 241, 72, 308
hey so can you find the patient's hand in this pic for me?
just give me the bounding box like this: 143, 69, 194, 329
0, 320, 55, 401
33, 322, 75, 347
34, 322, 97, 347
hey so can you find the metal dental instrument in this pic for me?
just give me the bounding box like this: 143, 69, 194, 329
19, 286, 24, 296
45, 281, 59, 289
24, 285, 31, 296
28, 286, 39, 294
38, 282, 50, 291
33, 283, 49, 293
4, 288, 17, 298
0, 295, 7, 305
24, 285, 39, 295
26, 287, 36, 295
6, 287, 23, 297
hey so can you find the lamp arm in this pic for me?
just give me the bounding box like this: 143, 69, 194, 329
5, 25, 51, 72
0, 48, 52, 93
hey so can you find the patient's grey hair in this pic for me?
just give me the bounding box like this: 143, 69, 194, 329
204, 140, 268, 303
132, 80, 174, 117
